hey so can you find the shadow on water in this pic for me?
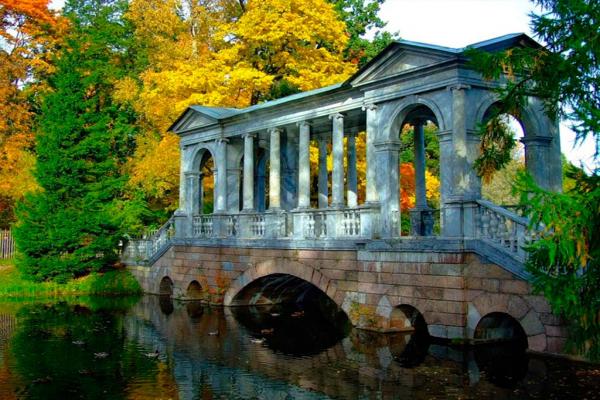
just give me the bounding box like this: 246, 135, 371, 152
232, 303, 349, 356
473, 341, 529, 388
1, 295, 599, 400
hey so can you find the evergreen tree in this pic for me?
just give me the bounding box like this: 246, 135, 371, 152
13, 0, 137, 282
468, 0, 599, 360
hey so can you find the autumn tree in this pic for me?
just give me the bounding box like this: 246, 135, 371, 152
120, 0, 361, 217
13, 0, 138, 281
468, 0, 599, 360
0, 0, 64, 228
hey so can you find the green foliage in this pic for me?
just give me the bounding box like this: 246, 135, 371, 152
330, 0, 398, 66
517, 171, 600, 360
0, 264, 142, 298
473, 116, 517, 182
399, 122, 440, 176
468, 0, 600, 360
10, 300, 155, 399
13, 0, 138, 282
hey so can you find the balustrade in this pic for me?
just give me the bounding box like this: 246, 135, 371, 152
193, 215, 214, 238
475, 199, 532, 261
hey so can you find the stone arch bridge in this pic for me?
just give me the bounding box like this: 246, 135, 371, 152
125, 34, 566, 355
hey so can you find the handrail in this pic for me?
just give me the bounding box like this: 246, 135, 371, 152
123, 216, 175, 263
475, 199, 532, 262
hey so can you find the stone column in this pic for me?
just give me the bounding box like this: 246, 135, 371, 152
242, 133, 255, 211
185, 172, 200, 215
363, 103, 379, 204
297, 121, 311, 209
317, 133, 329, 208
375, 140, 401, 238
330, 113, 345, 208
442, 84, 480, 237
347, 132, 358, 207
413, 120, 427, 209
214, 138, 228, 213
522, 135, 555, 191
268, 128, 282, 210
410, 120, 434, 236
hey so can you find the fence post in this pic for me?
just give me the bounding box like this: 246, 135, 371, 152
1, 229, 16, 259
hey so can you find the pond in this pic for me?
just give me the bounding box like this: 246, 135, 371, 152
0, 295, 598, 399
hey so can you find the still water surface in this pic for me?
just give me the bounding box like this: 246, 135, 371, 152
0, 295, 598, 399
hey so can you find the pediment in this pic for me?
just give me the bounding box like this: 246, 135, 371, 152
169, 106, 241, 134
348, 45, 455, 85
169, 109, 217, 134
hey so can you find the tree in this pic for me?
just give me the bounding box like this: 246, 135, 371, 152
0, 0, 65, 228
121, 0, 360, 216
468, 0, 599, 360
13, 0, 138, 282
330, 0, 397, 66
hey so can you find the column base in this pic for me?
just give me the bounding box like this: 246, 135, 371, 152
409, 208, 434, 236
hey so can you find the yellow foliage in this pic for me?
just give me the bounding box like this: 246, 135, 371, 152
124, 0, 357, 210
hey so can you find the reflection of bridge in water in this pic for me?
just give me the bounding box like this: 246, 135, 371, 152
125, 34, 568, 356
125, 296, 543, 400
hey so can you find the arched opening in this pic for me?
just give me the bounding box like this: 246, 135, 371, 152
480, 109, 527, 207
398, 105, 441, 236
389, 304, 428, 334
186, 280, 203, 300
388, 305, 430, 367
159, 276, 174, 296
474, 312, 528, 347
230, 273, 349, 355
474, 312, 529, 387
198, 151, 214, 214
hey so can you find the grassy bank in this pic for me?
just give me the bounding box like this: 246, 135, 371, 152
0, 261, 142, 298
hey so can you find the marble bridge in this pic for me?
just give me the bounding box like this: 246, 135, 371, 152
124, 34, 567, 355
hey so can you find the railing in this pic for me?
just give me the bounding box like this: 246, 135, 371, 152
193, 215, 213, 238
123, 217, 175, 262
475, 199, 532, 261
296, 206, 379, 239
303, 211, 327, 238
1, 229, 15, 259
247, 214, 265, 238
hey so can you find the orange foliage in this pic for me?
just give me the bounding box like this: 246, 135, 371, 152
399, 162, 440, 211
0, 0, 55, 25
0, 0, 65, 215
400, 163, 416, 211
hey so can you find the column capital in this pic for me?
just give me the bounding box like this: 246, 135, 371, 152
184, 171, 200, 178
215, 137, 229, 145
447, 84, 471, 92
362, 103, 378, 112
329, 112, 345, 121
268, 127, 284, 135
241, 132, 256, 139
296, 120, 311, 128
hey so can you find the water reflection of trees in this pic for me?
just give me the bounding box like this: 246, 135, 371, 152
8, 298, 174, 400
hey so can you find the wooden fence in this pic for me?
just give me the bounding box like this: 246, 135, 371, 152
1, 230, 15, 259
